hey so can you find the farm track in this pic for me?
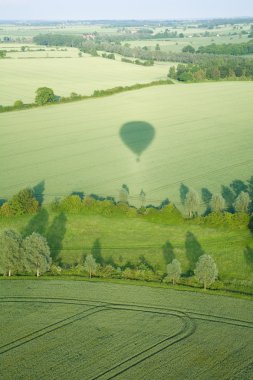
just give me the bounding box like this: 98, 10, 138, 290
1, 296, 252, 328
1, 295, 253, 379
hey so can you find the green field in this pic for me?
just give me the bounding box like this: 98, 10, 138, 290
0, 280, 252, 379
0, 210, 252, 283
127, 35, 249, 53
0, 55, 170, 105
1, 82, 253, 206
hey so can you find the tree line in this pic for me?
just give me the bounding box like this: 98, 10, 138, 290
168, 56, 253, 81
195, 39, 253, 55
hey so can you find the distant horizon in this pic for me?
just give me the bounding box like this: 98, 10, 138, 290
1, 0, 253, 21
0, 16, 253, 22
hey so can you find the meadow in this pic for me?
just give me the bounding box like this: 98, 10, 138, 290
0, 54, 170, 105
0, 280, 252, 379
0, 210, 252, 284
1, 81, 253, 206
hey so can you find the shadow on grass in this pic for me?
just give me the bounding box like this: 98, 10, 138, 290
22, 208, 49, 237
185, 232, 205, 275
162, 240, 175, 265
244, 246, 253, 270
47, 212, 67, 264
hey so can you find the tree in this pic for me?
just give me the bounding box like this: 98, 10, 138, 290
8, 188, 39, 216
35, 87, 55, 105
0, 230, 23, 276
182, 45, 195, 53
14, 100, 24, 108
0, 50, 6, 59
210, 194, 225, 212
194, 255, 218, 290
22, 233, 51, 277
185, 189, 200, 218
234, 192, 250, 213
164, 259, 181, 285
84, 254, 97, 278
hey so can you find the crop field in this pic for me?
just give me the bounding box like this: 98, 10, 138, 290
127, 35, 249, 53
1, 82, 253, 206
0, 56, 170, 105
0, 280, 252, 379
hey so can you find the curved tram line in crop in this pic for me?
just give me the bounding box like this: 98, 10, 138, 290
0, 296, 253, 379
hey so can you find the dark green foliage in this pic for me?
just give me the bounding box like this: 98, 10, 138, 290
170, 56, 253, 82
2, 188, 39, 216
197, 40, 253, 55
35, 87, 56, 105
182, 45, 195, 53
0, 50, 6, 58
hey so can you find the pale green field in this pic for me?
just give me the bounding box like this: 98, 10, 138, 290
127, 35, 249, 53
0, 24, 118, 38
0, 56, 170, 105
5, 47, 80, 59
1, 82, 253, 206
0, 280, 252, 379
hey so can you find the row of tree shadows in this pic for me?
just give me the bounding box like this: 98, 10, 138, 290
1, 176, 252, 271
180, 177, 253, 214
21, 207, 253, 273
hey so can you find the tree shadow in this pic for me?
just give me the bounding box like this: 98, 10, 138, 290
33, 180, 45, 206
244, 246, 253, 270
221, 185, 235, 212
119, 121, 155, 161
201, 188, 213, 216
138, 254, 154, 271
22, 208, 49, 237
180, 183, 189, 205
91, 238, 104, 265
0, 198, 6, 206
46, 213, 67, 263
185, 231, 205, 275
230, 179, 248, 197
71, 191, 85, 200
159, 198, 170, 209
162, 240, 175, 265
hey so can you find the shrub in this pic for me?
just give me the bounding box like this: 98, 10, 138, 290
13, 100, 24, 108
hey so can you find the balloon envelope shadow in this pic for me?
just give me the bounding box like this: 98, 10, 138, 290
119, 121, 155, 161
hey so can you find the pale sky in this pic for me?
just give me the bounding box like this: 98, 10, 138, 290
0, 0, 252, 20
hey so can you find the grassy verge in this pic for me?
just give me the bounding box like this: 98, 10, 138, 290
1, 275, 252, 301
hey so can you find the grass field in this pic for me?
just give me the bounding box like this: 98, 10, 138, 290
0, 280, 252, 379
0, 211, 252, 283
127, 35, 249, 53
1, 82, 253, 206
0, 55, 170, 105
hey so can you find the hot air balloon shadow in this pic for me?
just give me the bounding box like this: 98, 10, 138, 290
119, 121, 155, 162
